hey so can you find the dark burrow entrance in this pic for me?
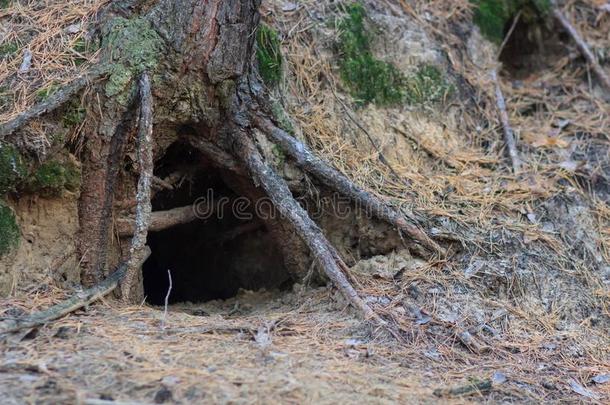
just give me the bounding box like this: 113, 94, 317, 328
142, 141, 293, 305
499, 7, 568, 79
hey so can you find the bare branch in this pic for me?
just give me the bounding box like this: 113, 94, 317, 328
0, 69, 105, 140
252, 114, 446, 257
552, 2, 610, 92
116, 205, 200, 237
491, 68, 523, 174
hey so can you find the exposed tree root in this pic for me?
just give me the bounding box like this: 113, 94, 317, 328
120, 73, 154, 302
116, 205, 198, 236
0, 248, 151, 335
231, 128, 393, 333
491, 68, 523, 174
252, 114, 446, 258
0, 69, 106, 140
552, 2, 610, 92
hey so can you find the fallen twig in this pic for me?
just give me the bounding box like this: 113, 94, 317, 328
161, 269, 172, 329
491, 68, 523, 174
121, 72, 154, 302
552, 1, 610, 92
0, 248, 150, 335
0, 69, 106, 140
252, 114, 445, 257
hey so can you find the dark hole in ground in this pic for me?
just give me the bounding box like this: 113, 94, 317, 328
142, 141, 292, 305
499, 11, 567, 79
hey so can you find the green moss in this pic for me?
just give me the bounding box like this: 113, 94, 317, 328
36, 83, 60, 102
0, 0, 11, 9
63, 101, 86, 128
0, 201, 19, 257
471, 0, 551, 43
271, 101, 294, 134
101, 17, 163, 102
0, 41, 18, 59
0, 143, 27, 194
404, 65, 454, 105
256, 24, 283, 86
27, 160, 80, 197
337, 3, 404, 106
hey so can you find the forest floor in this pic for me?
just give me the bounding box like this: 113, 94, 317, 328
1, 284, 607, 404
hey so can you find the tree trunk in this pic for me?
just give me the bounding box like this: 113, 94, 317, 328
77, 0, 262, 286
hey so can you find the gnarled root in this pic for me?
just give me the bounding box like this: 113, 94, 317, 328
251, 114, 446, 258
231, 128, 390, 331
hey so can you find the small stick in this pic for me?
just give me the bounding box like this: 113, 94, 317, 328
121, 72, 154, 302
0, 68, 106, 140
161, 269, 172, 329
552, 2, 610, 92
490, 68, 523, 174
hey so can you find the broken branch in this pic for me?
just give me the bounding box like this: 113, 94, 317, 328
116, 205, 200, 237
552, 2, 610, 92
0, 69, 106, 140
491, 68, 523, 174
252, 114, 445, 257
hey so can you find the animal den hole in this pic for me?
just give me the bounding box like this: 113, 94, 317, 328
142, 144, 292, 305
499, 11, 568, 79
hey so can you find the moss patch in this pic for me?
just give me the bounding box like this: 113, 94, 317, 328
271, 101, 294, 134
102, 17, 163, 103
62, 101, 86, 128
471, 0, 551, 43
256, 24, 283, 86
0, 143, 27, 194
27, 159, 80, 197
36, 83, 61, 102
0, 201, 19, 257
337, 3, 404, 106
0, 41, 18, 59
404, 65, 454, 105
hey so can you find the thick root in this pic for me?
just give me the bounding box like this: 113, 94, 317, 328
252, 114, 446, 258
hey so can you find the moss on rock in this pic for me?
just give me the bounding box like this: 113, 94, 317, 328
0, 201, 19, 257
256, 24, 283, 86
0, 143, 27, 194
337, 3, 404, 106
27, 159, 80, 197
471, 0, 551, 43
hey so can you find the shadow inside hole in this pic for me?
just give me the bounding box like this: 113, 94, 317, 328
142, 141, 292, 305
499, 11, 568, 79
